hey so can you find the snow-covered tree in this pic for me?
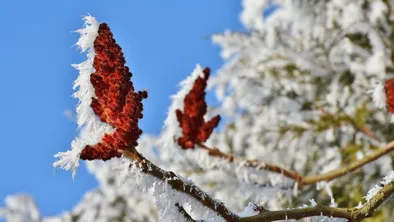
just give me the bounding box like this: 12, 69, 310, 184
3, 1, 394, 221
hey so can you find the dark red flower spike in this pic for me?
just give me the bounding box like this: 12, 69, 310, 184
176, 67, 221, 149
80, 23, 147, 160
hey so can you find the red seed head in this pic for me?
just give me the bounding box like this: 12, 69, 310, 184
80, 23, 147, 161
176, 67, 220, 149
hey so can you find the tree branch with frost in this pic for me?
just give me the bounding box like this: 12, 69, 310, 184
168, 65, 303, 185
342, 111, 379, 141
169, 61, 394, 189
240, 172, 394, 222
299, 140, 394, 186
195, 140, 394, 188
196, 143, 303, 182
120, 149, 240, 222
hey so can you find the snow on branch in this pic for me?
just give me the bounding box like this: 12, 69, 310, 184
364, 171, 394, 202
241, 171, 394, 221
120, 149, 239, 221
53, 15, 106, 178
197, 138, 394, 189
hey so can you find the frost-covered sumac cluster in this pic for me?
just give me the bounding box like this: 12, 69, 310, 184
176, 67, 221, 149
81, 23, 148, 161
3, 1, 394, 222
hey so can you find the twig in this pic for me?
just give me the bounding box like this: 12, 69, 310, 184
197, 143, 303, 182
301, 140, 394, 185
240, 180, 394, 221
120, 149, 240, 222
316, 105, 379, 142
197, 141, 394, 188
340, 109, 379, 142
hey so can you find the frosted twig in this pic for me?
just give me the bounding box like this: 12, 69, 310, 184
301, 140, 394, 186
197, 143, 303, 182
120, 149, 240, 222
197, 140, 394, 188
315, 105, 380, 142
240, 179, 394, 221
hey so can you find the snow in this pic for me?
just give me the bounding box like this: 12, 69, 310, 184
240, 0, 268, 30
370, 82, 387, 109
365, 171, 394, 202
366, 51, 386, 77
237, 202, 259, 217
53, 15, 115, 179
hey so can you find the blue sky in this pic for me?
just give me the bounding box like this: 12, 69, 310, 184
0, 0, 244, 217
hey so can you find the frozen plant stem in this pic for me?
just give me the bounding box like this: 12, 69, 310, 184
120, 149, 240, 222
301, 140, 394, 186
196, 143, 303, 182
197, 140, 394, 188
240, 180, 394, 222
